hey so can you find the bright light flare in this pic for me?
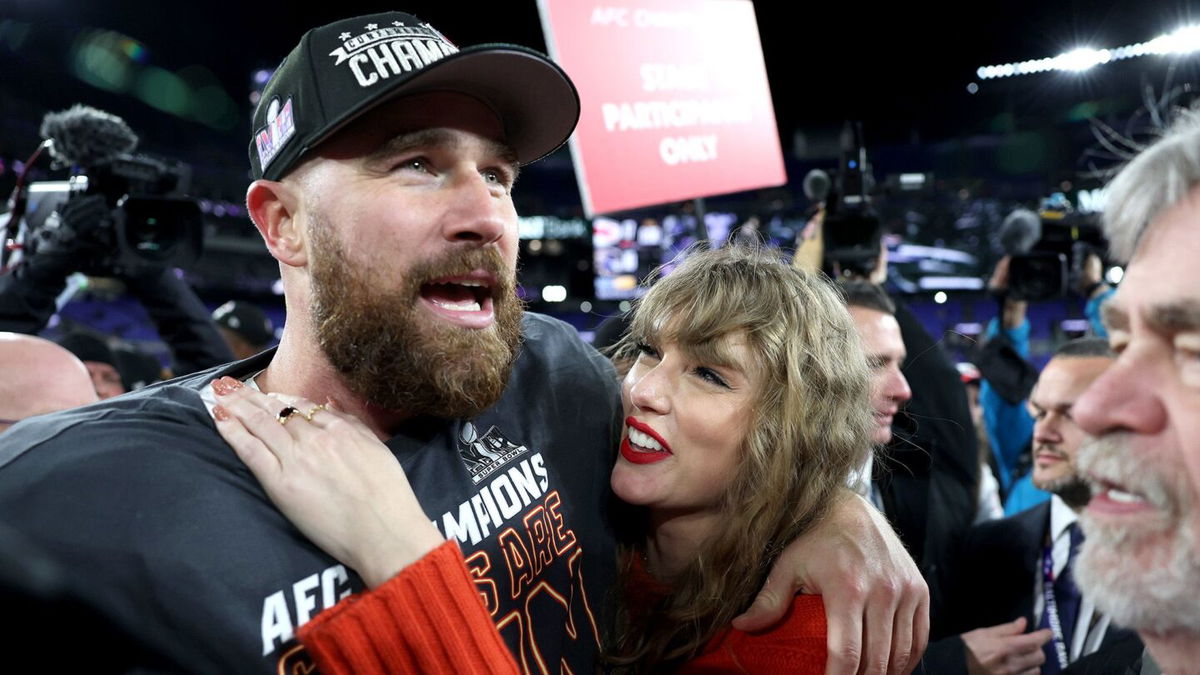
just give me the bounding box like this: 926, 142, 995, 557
1054, 47, 1111, 72
976, 24, 1200, 80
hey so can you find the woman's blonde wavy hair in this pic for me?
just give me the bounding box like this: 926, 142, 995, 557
607, 244, 875, 669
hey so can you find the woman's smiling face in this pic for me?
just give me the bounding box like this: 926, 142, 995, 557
610, 330, 759, 518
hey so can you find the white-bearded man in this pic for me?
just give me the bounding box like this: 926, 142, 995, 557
1070, 112, 1200, 674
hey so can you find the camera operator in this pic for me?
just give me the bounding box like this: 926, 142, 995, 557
975, 255, 1040, 515
1074, 248, 1115, 338
0, 105, 234, 376
975, 202, 1117, 515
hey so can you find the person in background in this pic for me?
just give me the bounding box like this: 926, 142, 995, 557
957, 361, 1005, 523
976, 258, 1042, 515
0, 332, 97, 432
1075, 248, 1115, 339
926, 338, 1141, 674
839, 279, 978, 643
113, 345, 168, 392
212, 300, 276, 360
56, 331, 126, 400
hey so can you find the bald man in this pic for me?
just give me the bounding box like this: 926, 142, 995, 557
0, 333, 98, 432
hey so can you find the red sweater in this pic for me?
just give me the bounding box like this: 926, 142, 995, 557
679, 595, 826, 673
299, 541, 826, 674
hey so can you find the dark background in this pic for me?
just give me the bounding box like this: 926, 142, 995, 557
3, 1, 1196, 161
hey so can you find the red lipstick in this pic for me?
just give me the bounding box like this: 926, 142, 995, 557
620, 417, 672, 465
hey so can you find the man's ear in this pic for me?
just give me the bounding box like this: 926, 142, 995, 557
246, 179, 307, 267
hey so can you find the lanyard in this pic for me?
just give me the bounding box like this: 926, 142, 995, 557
1042, 543, 1070, 669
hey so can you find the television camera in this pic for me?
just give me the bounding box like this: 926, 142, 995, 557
1, 105, 203, 278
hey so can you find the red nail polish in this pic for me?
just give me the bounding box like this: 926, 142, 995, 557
211, 379, 234, 396
213, 405, 230, 421
221, 376, 245, 390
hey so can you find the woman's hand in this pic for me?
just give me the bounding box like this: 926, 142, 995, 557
211, 376, 444, 587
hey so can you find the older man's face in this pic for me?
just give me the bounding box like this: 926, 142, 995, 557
1072, 189, 1200, 635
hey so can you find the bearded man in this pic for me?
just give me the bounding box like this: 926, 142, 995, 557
1069, 111, 1200, 675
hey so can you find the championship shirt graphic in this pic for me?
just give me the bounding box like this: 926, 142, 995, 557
262, 419, 608, 674
328, 20, 457, 88
458, 421, 529, 484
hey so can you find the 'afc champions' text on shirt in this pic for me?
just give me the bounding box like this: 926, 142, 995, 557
260, 451, 603, 670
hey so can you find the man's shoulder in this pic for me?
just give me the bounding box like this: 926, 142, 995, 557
968, 500, 1049, 545
519, 312, 617, 382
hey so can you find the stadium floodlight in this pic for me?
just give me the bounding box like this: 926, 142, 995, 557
976, 24, 1200, 80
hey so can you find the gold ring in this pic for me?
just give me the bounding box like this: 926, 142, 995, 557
302, 404, 326, 421
276, 406, 300, 425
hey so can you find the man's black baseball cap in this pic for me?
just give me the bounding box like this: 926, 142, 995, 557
212, 300, 275, 348
249, 11, 580, 181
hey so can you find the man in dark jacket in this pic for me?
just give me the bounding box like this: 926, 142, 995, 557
841, 279, 980, 639
925, 338, 1141, 674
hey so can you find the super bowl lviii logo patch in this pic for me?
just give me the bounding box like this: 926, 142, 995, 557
458, 422, 529, 484
328, 21, 458, 88
254, 97, 295, 171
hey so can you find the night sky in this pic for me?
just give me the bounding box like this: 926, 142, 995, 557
3, 1, 1199, 188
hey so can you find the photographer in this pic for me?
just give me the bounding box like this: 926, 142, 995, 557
0, 106, 233, 376
975, 202, 1116, 514
976, 255, 1040, 515
1076, 249, 1115, 338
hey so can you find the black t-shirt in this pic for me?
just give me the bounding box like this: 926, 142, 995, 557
0, 313, 622, 673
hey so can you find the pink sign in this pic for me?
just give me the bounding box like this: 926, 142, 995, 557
537, 0, 786, 215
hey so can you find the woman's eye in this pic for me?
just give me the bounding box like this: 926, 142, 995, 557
636, 342, 660, 360
695, 366, 729, 389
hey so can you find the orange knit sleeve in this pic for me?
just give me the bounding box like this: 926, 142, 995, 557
297, 540, 520, 675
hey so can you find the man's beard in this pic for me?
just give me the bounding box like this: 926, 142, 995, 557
1075, 434, 1200, 635
1032, 447, 1092, 509
307, 214, 523, 419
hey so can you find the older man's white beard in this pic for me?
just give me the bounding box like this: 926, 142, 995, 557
1075, 434, 1200, 635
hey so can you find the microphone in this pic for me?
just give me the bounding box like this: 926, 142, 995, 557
999, 208, 1042, 256
39, 104, 138, 169
803, 169, 831, 203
